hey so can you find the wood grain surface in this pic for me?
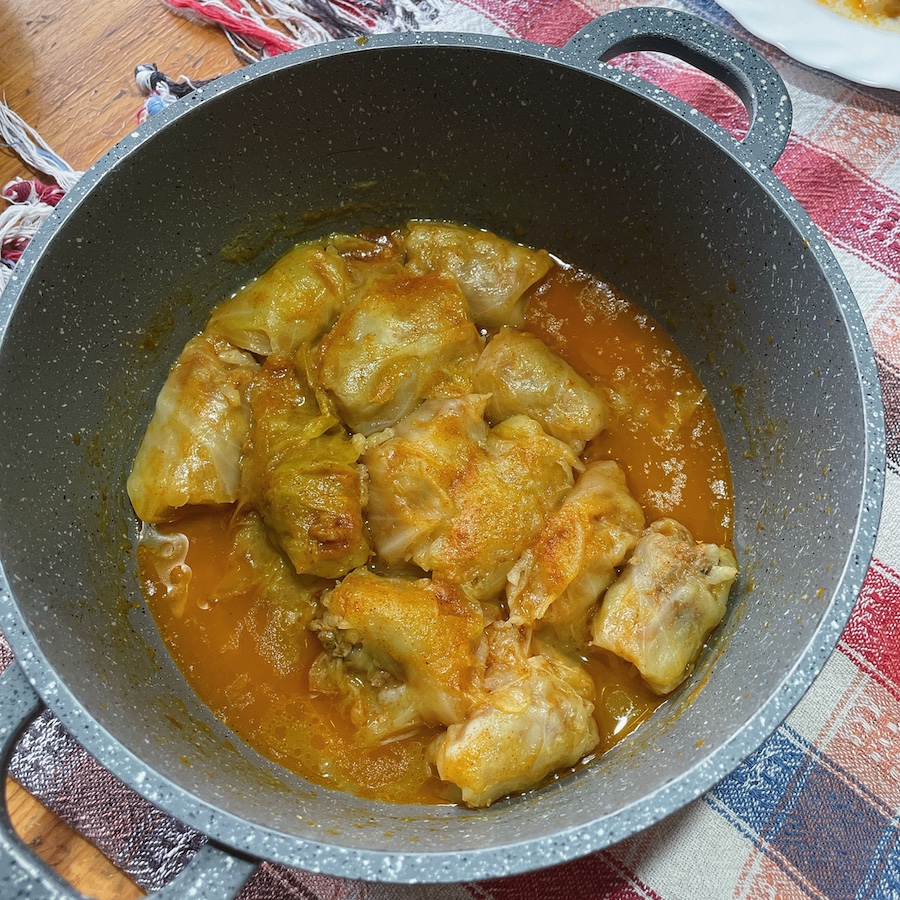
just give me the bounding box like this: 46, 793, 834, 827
0, 0, 241, 187
2, 2, 242, 896
5, 779, 145, 899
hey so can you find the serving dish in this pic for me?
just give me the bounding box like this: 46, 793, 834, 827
716, 0, 900, 90
0, 7, 884, 896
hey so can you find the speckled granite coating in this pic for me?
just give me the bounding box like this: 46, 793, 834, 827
0, 6, 885, 888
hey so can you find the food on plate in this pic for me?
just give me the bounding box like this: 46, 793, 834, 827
818, 0, 900, 27
131, 220, 737, 807
849, 0, 900, 16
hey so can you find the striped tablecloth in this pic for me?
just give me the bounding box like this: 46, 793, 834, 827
1, 1, 899, 897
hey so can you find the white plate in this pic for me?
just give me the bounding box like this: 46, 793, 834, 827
715, 0, 900, 90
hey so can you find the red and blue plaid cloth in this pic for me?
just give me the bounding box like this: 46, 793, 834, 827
1, 1, 899, 897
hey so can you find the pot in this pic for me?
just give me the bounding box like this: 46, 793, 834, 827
0, 8, 885, 895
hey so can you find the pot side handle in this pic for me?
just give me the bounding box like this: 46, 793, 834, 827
564, 7, 792, 170
0, 661, 257, 899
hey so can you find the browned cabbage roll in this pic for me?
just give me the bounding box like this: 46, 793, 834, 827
309, 569, 485, 742
431, 621, 598, 807
405, 221, 553, 327
316, 269, 483, 435
127, 332, 260, 523
450, 415, 579, 599
240, 355, 371, 579
473, 326, 609, 451
206, 240, 352, 356
365, 396, 579, 600
591, 518, 738, 694
506, 460, 645, 633
363, 394, 490, 567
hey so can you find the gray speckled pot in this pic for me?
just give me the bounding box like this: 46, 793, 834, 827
0, 8, 885, 895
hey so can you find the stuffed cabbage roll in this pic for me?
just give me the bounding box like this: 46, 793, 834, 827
240, 355, 371, 579
309, 569, 485, 740
128, 333, 260, 524
431, 621, 598, 807
308, 654, 426, 745
506, 460, 645, 633
473, 327, 608, 452
422, 414, 578, 600
363, 394, 491, 566
218, 512, 328, 624
365, 398, 579, 600
316, 268, 482, 435
206, 240, 352, 356
405, 221, 554, 328
591, 518, 738, 694
215, 512, 329, 675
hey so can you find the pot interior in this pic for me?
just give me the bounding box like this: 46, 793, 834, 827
0, 37, 876, 877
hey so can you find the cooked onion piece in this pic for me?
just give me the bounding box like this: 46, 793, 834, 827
591, 518, 739, 695
405, 221, 553, 327
316, 268, 483, 435
127, 333, 260, 524
473, 326, 609, 452
136, 524, 192, 618
240, 355, 371, 579
507, 460, 645, 635
206, 240, 353, 356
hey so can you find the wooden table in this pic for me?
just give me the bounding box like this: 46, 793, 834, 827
1, 2, 242, 895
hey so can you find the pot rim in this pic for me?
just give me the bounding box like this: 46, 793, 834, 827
0, 25, 886, 883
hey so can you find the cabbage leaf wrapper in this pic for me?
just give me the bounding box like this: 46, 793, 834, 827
365, 396, 580, 600
363, 394, 490, 568
206, 240, 353, 356
309, 569, 485, 743
431, 621, 598, 808
405, 221, 553, 328
507, 460, 645, 635
241, 355, 371, 580
316, 268, 483, 435
592, 518, 738, 694
474, 326, 609, 452
128, 333, 260, 524
214, 512, 330, 676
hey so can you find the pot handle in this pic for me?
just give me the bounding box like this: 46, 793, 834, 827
564, 7, 792, 170
0, 661, 257, 899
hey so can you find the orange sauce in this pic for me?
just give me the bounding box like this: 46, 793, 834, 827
527, 267, 732, 546
140, 260, 733, 806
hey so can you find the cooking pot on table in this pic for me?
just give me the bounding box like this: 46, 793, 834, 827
0, 8, 885, 896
